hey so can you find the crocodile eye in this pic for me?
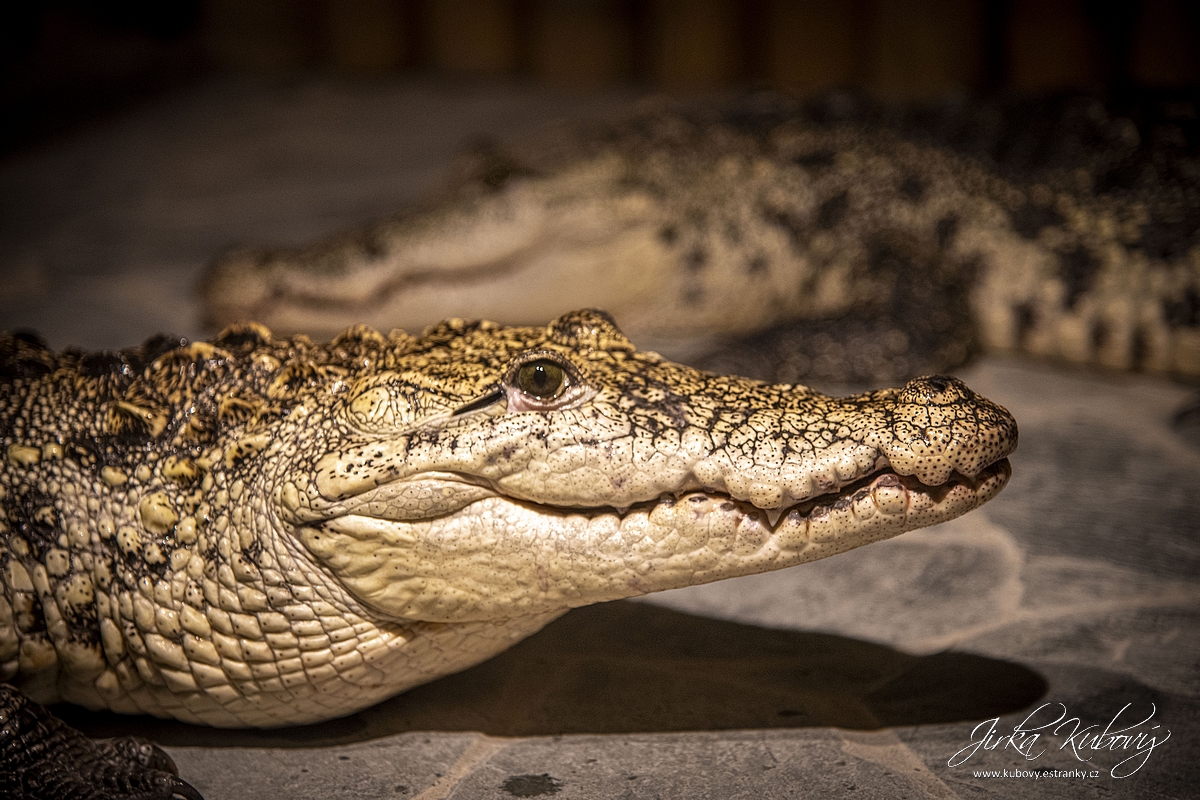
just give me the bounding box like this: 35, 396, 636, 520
516, 360, 566, 400
504, 353, 593, 413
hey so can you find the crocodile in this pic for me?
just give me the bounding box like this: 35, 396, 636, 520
2, 309, 1015, 794
201, 92, 1200, 385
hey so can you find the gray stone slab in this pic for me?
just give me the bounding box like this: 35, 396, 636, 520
169, 732, 479, 800
440, 730, 958, 800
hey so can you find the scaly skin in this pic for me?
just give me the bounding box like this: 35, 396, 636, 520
1, 310, 1015, 728
202, 93, 1200, 382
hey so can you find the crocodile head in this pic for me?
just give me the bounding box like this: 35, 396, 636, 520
201, 147, 676, 339
273, 309, 1015, 625
1, 308, 1015, 727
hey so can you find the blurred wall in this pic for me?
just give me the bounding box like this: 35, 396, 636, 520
2, 0, 1198, 152
199, 0, 1198, 90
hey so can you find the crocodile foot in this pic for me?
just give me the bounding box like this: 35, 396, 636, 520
0, 684, 203, 800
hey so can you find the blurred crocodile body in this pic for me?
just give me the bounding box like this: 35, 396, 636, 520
202, 92, 1200, 384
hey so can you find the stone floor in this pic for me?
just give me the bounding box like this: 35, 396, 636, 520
2, 77, 1197, 799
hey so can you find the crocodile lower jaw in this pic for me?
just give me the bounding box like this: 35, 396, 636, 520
302, 459, 1011, 624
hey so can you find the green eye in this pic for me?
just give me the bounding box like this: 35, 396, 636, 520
516, 360, 566, 400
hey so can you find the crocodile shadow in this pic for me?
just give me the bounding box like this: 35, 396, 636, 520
61, 600, 1046, 747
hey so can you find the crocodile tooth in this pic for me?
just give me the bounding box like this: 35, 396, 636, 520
764, 507, 785, 528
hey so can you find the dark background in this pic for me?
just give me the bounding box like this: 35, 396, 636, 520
3, 0, 1198, 156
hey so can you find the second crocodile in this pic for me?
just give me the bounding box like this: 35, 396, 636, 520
202, 92, 1200, 384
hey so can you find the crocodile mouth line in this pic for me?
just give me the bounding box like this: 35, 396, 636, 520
330, 458, 1011, 533
585, 458, 1013, 534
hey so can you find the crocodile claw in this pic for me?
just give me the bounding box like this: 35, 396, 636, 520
0, 684, 204, 800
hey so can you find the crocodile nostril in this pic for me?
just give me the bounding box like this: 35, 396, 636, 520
900, 374, 969, 404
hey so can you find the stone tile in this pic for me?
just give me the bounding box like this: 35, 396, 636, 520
167, 733, 480, 800
964, 360, 1200, 578
446, 730, 952, 800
